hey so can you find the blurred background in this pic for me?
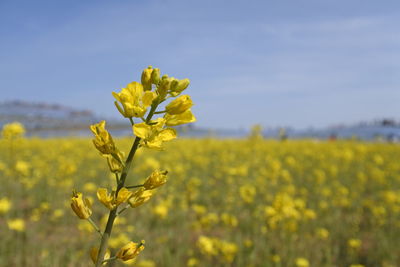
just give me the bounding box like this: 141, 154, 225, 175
1, 1, 400, 267
1, 0, 399, 140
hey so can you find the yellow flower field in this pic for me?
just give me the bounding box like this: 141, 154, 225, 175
0, 137, 399, 267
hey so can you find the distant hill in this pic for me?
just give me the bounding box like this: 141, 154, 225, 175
0, 100, 102, 136
0, 101, 399, 140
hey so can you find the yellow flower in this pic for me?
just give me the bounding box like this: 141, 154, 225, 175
165, 95, 193, 115
128, 188, 153, 208
143, 170, 168, 190
116, 241, 145, 261
1, 121, 25, 139
153, 204, 169, 219
348, 238, 362, 249
70, 190, 92, 219
197, 236, 217, 256
295, 258, 309, 267
133, 119, 176, 149
90, 121, 117, 155
7, 218, 25, 232
187, 257, 199, 267
97, 187, 132, 210
218, 240, 238, 263
239, 184, 256, 203
0, 197, 12, 214
164, 109, 196, 126
113, 82, 156, 118
316, 228, 329, 240
90, 247, 111, 265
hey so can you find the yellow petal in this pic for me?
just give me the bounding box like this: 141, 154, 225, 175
142, 91, 156, 107
133, 123, 151, 139
158, 128, 177, 141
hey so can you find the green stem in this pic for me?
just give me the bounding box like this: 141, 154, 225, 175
87, 218, 103, 237
125, 184, 144, 189
102, 256, 117, 264
154, 110, 166, 114
129, 117, 134, 126
115, 173, 119, 185
95, 102, 159, 267
117, 205, 129, 216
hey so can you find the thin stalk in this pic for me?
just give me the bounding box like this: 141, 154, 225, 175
102, 256, 117, 264
95, 102, 159, 266
117, 205, 129, 216
87, 218, 103, 237
125, 184, 144, 189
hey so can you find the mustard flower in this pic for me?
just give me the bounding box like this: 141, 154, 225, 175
116, 241, 145, 261
7, 218, 25, 232
1, 121, 25, 139
97, 187, 132, 210
128, 188, 153, 208
71, 190, 92, 219
90, 120, 117, 155
164, 109, 196, 126
143, 170, 168, 190
112, 82, 156, 118
165, 95, 193, 115
0, 197, 12, 214
133, 118, 176, 149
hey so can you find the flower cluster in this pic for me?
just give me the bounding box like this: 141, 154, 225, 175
70, 66, 196, 266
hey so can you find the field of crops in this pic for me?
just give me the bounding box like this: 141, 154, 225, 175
0, 137, 399, 267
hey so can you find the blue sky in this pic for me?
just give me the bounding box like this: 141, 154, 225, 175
1, 0, 399, 129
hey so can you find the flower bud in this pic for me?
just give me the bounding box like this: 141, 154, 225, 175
170, 78, 190, 96
157, 77, 172, 97
116, 241, 145, 261
151, 68, 160, 85
141, 66, 153, 91
71, 190, 92, 219
165, 95, 193, 115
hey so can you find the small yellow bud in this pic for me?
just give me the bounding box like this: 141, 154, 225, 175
170, 78, 190, 96
128, 188, 153, 208
116, 241, 145, 261
90, 247, 110, 265
151, 68, 160, 84
157, 77, 172, 97
141, 66, 153, 91
165, 95, 193, 115
143, 170, 168, 190
71, 190, 92, 219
